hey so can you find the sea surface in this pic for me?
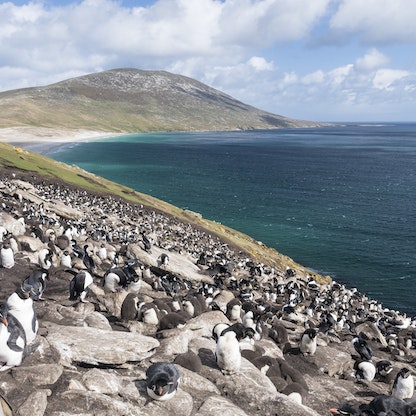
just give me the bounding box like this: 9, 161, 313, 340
46, 123, 416, 316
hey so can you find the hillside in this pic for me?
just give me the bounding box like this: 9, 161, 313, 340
0, 68, 321, 133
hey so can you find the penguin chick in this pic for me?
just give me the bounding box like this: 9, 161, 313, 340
354, 360, 376, 382
146, 362, 180, 401
391, 367, 415, 400
215, 331, 241, 375
120, 292, 141, 321
299, 328, 317, 356
281, 382, 308, 405
173, 351, 202, 373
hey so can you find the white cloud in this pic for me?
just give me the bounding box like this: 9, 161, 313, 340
373, 69, 410, 90
247, 56, 275, 71
330, 0, 416, 43
355, 49, 389, 71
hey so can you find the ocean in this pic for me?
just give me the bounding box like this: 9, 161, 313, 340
46, 123, 416, 316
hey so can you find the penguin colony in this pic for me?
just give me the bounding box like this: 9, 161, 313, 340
1, 173, 416, 415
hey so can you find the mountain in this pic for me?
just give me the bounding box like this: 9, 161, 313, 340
0, 68, 321, 133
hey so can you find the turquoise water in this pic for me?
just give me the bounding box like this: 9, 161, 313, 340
48, 124, 416, 315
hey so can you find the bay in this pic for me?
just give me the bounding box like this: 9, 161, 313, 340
47, 123, 416, 316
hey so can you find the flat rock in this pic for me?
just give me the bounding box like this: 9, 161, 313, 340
45, 323, 159, 367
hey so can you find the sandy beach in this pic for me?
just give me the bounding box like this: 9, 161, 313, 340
0, 126, 122, 154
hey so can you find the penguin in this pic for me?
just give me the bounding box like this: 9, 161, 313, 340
362, 394, 416, 416
97, 243, 108, 261
174, 351, 203, 373
391, 367, 415, 400
157, 253, 169, 267
212, 322, 230, 341
354, 359, 376, 382
82, 244, 95, 271
0, 302, 27, 371
120, 292, 140, 321
281, 382, 308, 405
140, 232, 152, 253
299, 328, 317, 356
375, 359, 394, 384
37, 247, 53, 270
25, 269, 49, 300
225, 298, 242, 322
215, 330, 241, 375
146, 362, 180, 401
67, 270, 94, 302
157, 311, 187, 331
140, 303, 162, 326
6, 281, 39, 344
60, 250, 72, 268
0, 243, 14, 269
352, 336, 372, 361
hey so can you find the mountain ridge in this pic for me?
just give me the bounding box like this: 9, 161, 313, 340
0, 68, 324, 133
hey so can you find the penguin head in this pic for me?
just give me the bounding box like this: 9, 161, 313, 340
329, 404, 359, 415
398, 367, 411, 379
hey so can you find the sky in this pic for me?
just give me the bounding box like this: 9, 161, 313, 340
1, 0, 416, 122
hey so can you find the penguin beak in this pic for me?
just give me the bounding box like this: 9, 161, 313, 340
157, 386, 164, 395
329, 409, 340, 415
1, 317, 8, 326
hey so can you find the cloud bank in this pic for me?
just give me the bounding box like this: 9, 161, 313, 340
0, 0, 415, 121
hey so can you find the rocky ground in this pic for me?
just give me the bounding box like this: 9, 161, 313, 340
0, 168, 415, 416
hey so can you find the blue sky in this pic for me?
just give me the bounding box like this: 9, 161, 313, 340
1, 0, 416, 122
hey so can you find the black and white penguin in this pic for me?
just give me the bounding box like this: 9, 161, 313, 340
352, 336, 372, 361
25, 269, 49, 300
60, 250, 72, 268
0, 302, 27, 371
375, 359, 394, 384
140, 232, 152, 253
67, 270, 94, 302
212, 322, 230, 341
362, 394, 416, 416
146, 362, 180, 401
157, 253, 169, 267
38, 247, 53, 270
0, 243, 14, 269
6, 283, 38, 345
215, 330, 241, 375
299, 328, 317, 356
391, 367, 415, 400
354, 359, 376, 382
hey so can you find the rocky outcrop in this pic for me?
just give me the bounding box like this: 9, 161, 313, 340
0, 171, 415, 416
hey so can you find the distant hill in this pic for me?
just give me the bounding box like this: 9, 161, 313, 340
0, 68, 322, 133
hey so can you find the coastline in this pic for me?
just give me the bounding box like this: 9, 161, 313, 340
0, 126, 123, 154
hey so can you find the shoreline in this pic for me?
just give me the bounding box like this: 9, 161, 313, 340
0, 127, 125, 154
